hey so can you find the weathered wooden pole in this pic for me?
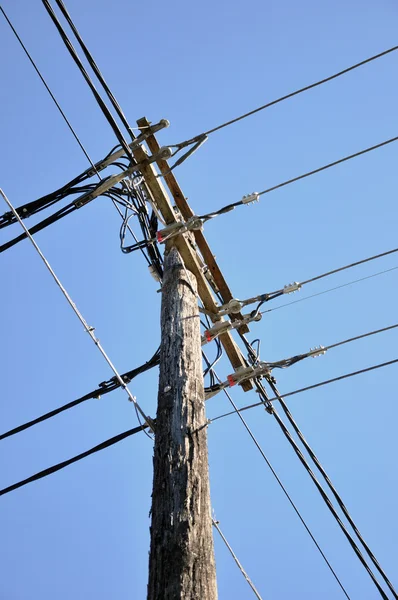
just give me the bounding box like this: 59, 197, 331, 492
147, 246, 217, 600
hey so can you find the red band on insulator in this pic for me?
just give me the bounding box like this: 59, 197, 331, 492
157, 231, 164, 243
205, 330, 212, 342
227, 374, 236, 387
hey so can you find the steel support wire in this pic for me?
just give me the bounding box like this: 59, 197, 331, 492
41, 0, 135, 160
203, 356, 351, 599
212, 518, 263, 600
0, 188, 154, 432
268, 376, 398, 599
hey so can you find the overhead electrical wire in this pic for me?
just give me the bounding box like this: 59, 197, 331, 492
51, 0, 135, 140
0, 422, 149, 497
210, 359, 398, 421
192, 136, 398, 223
252, 376, 391, 600
238, 334, 396, 599
262, 266, 398, 315
212, 518, 264, 600
41, 0, 135, 159
178, 45, 398, 143
211, 247, 398, 317
204, 323, 398, 397
0, 188, 154, 431
0, 6, 163, 274
0, 348, 160, 442
127, 131, 398, 252
202, 353, 351, 598
266, 375, 398, 599
0, 5, 100, 178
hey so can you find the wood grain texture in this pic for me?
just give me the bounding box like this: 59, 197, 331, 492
148, 248, 217, 600
132, 130, 252, 391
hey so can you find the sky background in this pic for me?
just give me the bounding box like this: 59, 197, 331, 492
0, 0, 397, 598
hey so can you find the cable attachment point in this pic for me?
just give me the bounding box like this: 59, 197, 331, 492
157, 146, 173, 160
218, 298, 243, 316
241, 192, 260, 205
227, 366, 255, 387
283, 282, 302, 294
156, 215, 204, 243
309, 345, 327, 358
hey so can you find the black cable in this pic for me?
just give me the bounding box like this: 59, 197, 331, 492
204, 358, 351, 598
178, 46, 398, 143
239, 332, 396, 597
192, 135, 398, 226
257, 136, 398, 197
0, 5, 100, 179
0, 423, 149, 497
210, 359, 398, 421
326, 324, 398, 351
52, 0, 135, 141
0, 202, 77, 254
252, 378, 390, 600
41, 0, 134, 160
268, 377, 398, 599
0, 348, 160, 442
300, 248, 398, 286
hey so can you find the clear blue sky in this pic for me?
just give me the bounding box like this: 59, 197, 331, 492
0, 1, 397, 598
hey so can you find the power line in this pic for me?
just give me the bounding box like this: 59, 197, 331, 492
0, 188, 154, 431
212, 518, 264, 600
41, 0, 134, 159
0, 349, 160, 442
0, 5, 100, 178
204, 324, 398, 397
194, 136, 398, 224
326, 323, 398, 351
252, 377, 390, 600
262, 266, 398, 314
213, 248, 398, 316
0, 7, 159, 272
0, 422, 148, 497
258, 136, 398, 197
186, 45, 398, 140
210, 359, 398, 422
153, 135, 398, 240
203, 356, 351, 598
52, 0, 135, 140
267, 376, 398, 598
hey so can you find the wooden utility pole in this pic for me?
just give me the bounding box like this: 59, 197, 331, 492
147, 246, 217, 600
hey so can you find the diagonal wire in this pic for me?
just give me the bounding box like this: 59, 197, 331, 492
0, 188, 153, 432
202, 46, 398, 137
210, 359, 398, 421
251, 378, 390, 600
1, 6, 153, 267
0, 5, 100, 178
262, 266, 398, 314
0, 423, 148, 497
268, 377, 398, 599
212, 518, 264, 600
205, 358, 351, 598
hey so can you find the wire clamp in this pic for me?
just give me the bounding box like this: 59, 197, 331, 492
283, 282, 302, 294
227, 366, 255, 387
241, 192, 260, 205
309, 345, 327, 358
218, 298, 243, 316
